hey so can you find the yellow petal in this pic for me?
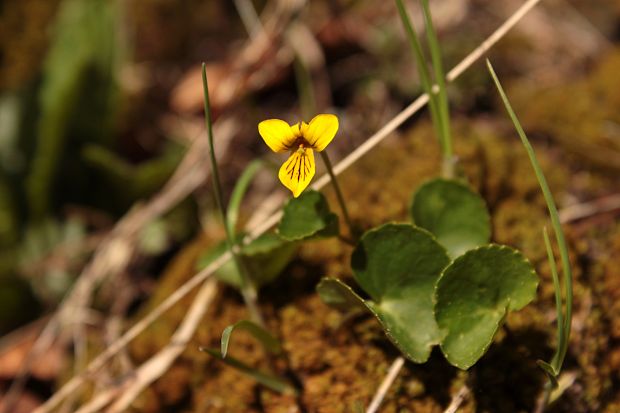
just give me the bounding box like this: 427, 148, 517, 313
258, 119, 298, 153
302, 114, 338, 152
278, 147, 315, 197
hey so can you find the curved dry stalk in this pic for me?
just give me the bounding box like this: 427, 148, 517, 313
558, 193, 620, 223
107, 279, 218, 412
73, 278, 219, 413
34, 1, 544, 411
443, 384, 470, 413
366, 356, 405, 413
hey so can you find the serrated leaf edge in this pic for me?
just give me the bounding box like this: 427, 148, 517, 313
433, 243, 538, 369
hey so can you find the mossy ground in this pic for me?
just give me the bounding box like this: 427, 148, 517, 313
124, 50, 620, 412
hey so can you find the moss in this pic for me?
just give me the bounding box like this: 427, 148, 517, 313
510, 48, 620, 174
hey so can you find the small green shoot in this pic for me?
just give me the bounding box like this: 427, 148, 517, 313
200, 348, 297, 395
394, 0, 443, 149
544, 227, 564, 373
202, 63, 263, 326
221, 320, 282, 358
420, 0, 453, 166
487, 59, 573, 406
394, 0, 453, 176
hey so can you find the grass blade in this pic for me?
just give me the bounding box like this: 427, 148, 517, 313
394, 0, 443, 150
202, 63, 264, 326
420, 0, 453, 164
226, 160, 265, 236
487, 59, 573, 372
543, 227, 564, 370
200, 348, 297, 395
221, 320, 282, 358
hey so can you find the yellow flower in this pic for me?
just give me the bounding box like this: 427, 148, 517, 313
258, 114, 339, 197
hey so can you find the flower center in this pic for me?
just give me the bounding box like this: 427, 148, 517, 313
293, 122, 311, 149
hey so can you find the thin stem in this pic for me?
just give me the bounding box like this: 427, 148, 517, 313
543, 227, 564, 370
201, 63, 264, 327
394, 0, 444, 152
487, 60, 572, 370
320, 151, 355, 238
488, 60, 573, 412
419, 0, 454, 177
367, 356, 405, 413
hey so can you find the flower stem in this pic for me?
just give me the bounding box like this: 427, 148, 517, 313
201, 63, 264, 327
319, 151, 355, 238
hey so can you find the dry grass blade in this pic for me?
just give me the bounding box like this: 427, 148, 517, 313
76, 278, 219, 413
366, 356, 405, 413
559, 193, 620, 223
443, 384, 470, 413
34, 1, 544, 411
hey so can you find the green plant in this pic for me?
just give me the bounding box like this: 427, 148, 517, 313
488, 60, 573, 410
316, 0, 539, 371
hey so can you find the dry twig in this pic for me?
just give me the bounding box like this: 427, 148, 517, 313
72, 278, 219, 413
366, 356, 405, 413
443, 384, 470, 413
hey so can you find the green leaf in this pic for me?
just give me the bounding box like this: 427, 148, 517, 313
243, 233, 298, 286
221, 320, 282, 358
200, 348, 297, 395
277, 190, 339, 241
196, 233, 297, 288
316, 277, 370, 313
411, 178, 490, 258
350, 223, 450, 363
435, 245, 538, 369
196, 238, 242, 287
317, 276, 446, 363
138, 219, 169, 255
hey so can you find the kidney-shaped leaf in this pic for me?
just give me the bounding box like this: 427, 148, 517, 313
411, 178, 490, 258
277, 190, 339, 241
350, 223, 450, 362
435, 245, 538, 369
